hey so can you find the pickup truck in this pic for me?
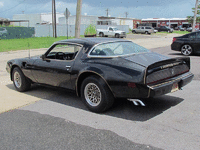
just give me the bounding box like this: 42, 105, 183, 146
97, 27, 126, 38
154, 26, 173, 33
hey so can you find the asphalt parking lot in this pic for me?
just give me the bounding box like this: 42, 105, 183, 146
0, 34, 200, 150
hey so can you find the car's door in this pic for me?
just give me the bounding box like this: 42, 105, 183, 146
136, 27, 140, 33
31, 43, 82, 89
108, 27, 114, 36
141, 27, 145, 33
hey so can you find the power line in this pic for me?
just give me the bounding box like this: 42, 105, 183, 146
0, 0, 26, 13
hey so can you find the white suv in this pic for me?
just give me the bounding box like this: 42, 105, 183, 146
132, 26, 154, 35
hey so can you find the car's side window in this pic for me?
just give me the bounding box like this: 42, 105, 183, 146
141, 27, 144, 29
196, 32, 200, 39
188, 33, 196, 39
46, 44, 82, 60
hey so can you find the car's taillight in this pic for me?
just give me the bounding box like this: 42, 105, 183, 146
172, 37, 176, 43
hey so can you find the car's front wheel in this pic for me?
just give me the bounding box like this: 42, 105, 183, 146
115, 34, 120, 38
81, 76, 114, 113
181, 44, 193, 56
12, 67, 31, 92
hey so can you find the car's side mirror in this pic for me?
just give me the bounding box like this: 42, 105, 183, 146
40, 54, 46, 60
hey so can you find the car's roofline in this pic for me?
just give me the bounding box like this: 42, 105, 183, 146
53, 37, 129, 47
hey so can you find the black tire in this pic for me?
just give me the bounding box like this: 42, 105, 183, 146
81, 76, 114, 113
181, 44, 193, 56
115, 34, 120, 38
132, 30, 136, 34
12, 67, 31, 92
99, 32, 104, 37
145, 31, 148, 35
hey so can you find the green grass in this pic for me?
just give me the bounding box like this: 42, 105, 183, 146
0, 36, 84, 52
172, 30, 190, 34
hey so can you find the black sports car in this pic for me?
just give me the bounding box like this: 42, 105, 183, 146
6, 38, 194, 112
171, 31, 200, 56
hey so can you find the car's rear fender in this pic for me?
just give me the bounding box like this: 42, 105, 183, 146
76, 69, 113, 97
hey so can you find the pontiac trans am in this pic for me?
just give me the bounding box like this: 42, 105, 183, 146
6, 38, 194, 112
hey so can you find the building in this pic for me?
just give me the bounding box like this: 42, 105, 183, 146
13, 13, 65, 27
59, 15, 141, 29
0, 17, 9, 26
59, 15, 98, 25
141, 18, 191, 29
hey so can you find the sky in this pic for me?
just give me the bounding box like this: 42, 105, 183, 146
0, 0, 196, 20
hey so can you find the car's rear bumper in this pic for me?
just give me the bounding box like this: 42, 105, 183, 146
171, 42, 181, 51
148, 72, 194, 97
110, 72, 194, 98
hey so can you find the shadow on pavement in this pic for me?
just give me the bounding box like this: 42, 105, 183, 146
6, 83, 184, 122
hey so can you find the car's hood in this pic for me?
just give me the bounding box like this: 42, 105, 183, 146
121, 52, 169, 67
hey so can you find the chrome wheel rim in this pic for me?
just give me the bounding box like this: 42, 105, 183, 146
14, 71, 21, 88
181, 45, 192, 55
84, 83, 101, 107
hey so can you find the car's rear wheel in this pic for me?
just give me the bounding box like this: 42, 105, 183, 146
181, 44, 193, 56
145, 31, 148, 34
132, 30, 136, 34
12, 67, 31, 92
99, 32, 104, 37
115, 34, 120, 38
81, 76, 114, 113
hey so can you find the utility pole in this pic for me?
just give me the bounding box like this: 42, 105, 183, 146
192, 0, 199, 32
52, 0, 57, 38
75, 0, 82, 38
125, 12, 128, 18
54, 0, 57, 38
106, 8, 109, 17
52, 0, 55, 37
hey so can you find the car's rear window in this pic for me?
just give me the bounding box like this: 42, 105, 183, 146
89, 41, 150, 57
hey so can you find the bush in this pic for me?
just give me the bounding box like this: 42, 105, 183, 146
84, 24, 96, 36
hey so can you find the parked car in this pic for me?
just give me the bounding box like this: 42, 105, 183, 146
6, 38, 194, 112
155, 26, 173, 33
97, 27, 126, 38
132, 26, 154, 34
186, 27, 199, 32
186, 27, 192, 32
0, 28, 7, 38
171, 31, 200, 55
154, 29, 158, 33
175, 25, 185, 31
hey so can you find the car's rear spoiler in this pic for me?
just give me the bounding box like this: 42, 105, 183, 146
146, 57, 190, 76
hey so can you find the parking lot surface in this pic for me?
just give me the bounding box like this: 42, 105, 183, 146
0, 34, 200, 150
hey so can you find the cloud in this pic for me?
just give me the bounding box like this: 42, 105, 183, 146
0, 0, 195, 20
0, 2, 4, 7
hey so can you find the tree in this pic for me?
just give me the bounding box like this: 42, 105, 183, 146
187, 0, 200, 31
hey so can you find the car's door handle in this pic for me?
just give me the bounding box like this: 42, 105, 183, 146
66, 66, 71, 71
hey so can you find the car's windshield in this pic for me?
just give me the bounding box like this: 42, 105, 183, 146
90, 41, 150, 57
